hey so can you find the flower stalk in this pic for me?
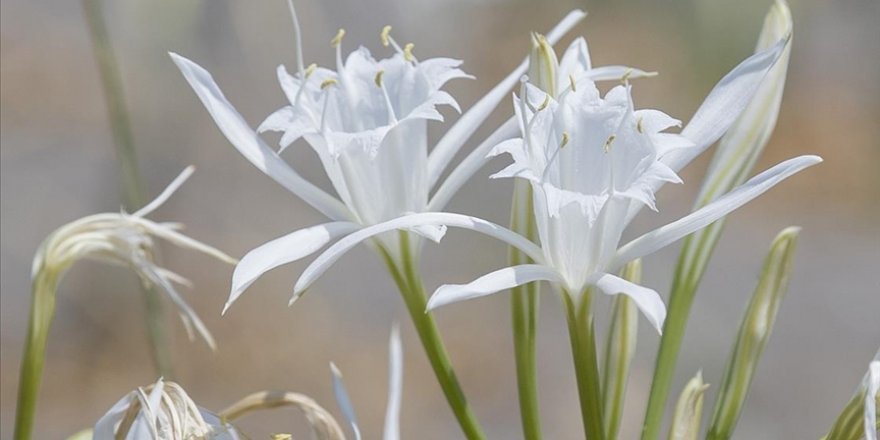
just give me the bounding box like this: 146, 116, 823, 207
378, 232, 486, 440
510, 180, 542, 440
563, 289, 605, 440
14, 271, 58, 440
82, 0, 173, 378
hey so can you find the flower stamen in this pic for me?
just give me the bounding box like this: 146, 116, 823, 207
403, 43, 416, 62
603, 134, 616, 153
375, 69, 398, 123
569, 74, 577, 92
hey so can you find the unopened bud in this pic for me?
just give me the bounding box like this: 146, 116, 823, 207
669, 371, 710, 440
528, 32, 559, 96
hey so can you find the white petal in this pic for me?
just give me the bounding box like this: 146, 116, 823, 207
169, 53, 352, 221
593, 273, 666, 334
580, 65, 656, 82
867, 360, 880, 440
292, 213, 546, 299
133, 166, 195, 217
383, 325, 403, 440
330, 363, 362, 440
558, 37, 592, 77
94, 393, 135, 438
612, 155, 821, 268
664, 37, 790, 172
131, 218, 237, 265
426, 9, 587, 188
408, 224, 448, 243
226, 221, 361, 314
427, 117, 518, 211
427, 264, 561, 311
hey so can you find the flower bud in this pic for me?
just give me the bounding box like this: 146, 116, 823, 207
669, 371, 710, 440
528, 32, 559, 96
707, 226, 800, 440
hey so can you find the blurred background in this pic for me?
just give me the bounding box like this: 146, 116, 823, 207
1, 0, 878, 438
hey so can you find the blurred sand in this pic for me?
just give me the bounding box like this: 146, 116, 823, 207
1, 0, 878, 438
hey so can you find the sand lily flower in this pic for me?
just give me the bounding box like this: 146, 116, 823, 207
93, 378, 240, 440
422, 79, 819, 331
288, 29, 820, 334
166, 3, 656, 311
15, 166, 236, 440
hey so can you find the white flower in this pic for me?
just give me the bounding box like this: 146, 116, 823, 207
93, 378, 240, 440
286, 26, 820, 333
170, 2, 646, 311
33, 166, 237, 348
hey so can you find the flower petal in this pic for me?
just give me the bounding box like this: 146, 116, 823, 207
169, 52, 352, 221
664, 37, 790, 172
133, 166, 195, 217
612, 155, 821, 269
580, 65, 656, 82
426, 9, 587, 188
330, 362, 362, 440
292, 212, 546, 300
226, 221, 361, 314
558, 37, 592, 77
426, 264, 561, 311
593, 273, 666, 334
383, 325, 403, 440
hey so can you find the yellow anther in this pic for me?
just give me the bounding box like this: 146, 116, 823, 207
304, 63, 317, 78
569, 74, 577, 92
621, 68, 634, 84
636, 117, 644, 133
331, 28, 346, 48
403, 43, 415, 62
603, 134, 617, 153
270, 435, 293, 440
375, 70, 385, 87
381, 25, 392, 47
537, 94, 550, 111
320, 78, 338, 90
560, 132, 570, 148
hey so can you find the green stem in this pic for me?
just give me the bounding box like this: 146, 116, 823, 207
82, 0, 173, 378
511, 284, 541, 440
510, 180, 542, 440
380, 233, 486, 440
641, 222, 726, 440
563, 290, 605, 440
14, 273, 59, 440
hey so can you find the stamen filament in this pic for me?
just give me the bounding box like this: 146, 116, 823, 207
375, 69, 398, 123
285, 0, 305, 75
